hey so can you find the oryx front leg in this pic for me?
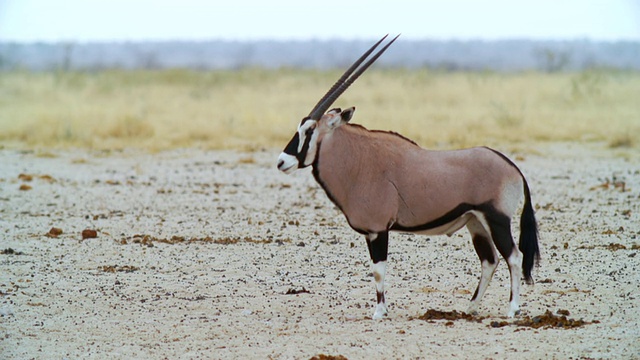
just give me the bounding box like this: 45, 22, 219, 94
366, 232, 389, 320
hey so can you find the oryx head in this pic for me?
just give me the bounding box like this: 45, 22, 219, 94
277, 34, 399, 174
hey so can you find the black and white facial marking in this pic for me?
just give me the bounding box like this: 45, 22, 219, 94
277, 108, 349, 174
277, 117, 319, 174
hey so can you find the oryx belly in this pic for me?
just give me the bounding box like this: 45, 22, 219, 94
391, 208, 490, 236
407, 212, 475, 236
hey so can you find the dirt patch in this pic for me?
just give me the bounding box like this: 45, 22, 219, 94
415, 308, 599, 330
98, 265, 140, 273
310, 355, 348, 360
1, 248, 24, 256
414, 309, 485, 324
577, 242, 637, 251
589, 177, 627, 192
120, 234, 289, 246
490, 310, 599, 329
285, 287, 312, 295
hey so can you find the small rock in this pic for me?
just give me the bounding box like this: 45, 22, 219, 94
47, 227, 63, 238
18, 173, 33, 181
1, 248, 24, 255
82, 229, 98, 239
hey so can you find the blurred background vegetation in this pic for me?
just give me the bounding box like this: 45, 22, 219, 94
1, 68, 638, 151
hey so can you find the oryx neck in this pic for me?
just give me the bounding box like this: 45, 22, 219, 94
311, 125, 368, 216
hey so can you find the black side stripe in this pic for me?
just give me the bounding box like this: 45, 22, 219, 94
390, 203, 477, 232
390, 202, 511, 234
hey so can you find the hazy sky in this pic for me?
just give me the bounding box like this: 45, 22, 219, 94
1, 0, 639, 42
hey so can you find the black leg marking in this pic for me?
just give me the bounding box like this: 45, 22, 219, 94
487, 213, 515, 260
470, 234, 495, 302
471, 287, 480, 302
366, 231, 389, 264
472, 235, 496, 265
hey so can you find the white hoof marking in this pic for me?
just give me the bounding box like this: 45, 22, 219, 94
372, 304, 388, 320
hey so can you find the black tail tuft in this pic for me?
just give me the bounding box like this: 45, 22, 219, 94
519, 180, 540, 284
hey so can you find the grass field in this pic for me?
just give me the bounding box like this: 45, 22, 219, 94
1, 69, 638, 151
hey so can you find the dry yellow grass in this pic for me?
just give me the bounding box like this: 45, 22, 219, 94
1, 69, 638, 151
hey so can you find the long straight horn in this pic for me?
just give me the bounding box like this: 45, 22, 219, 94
308, 35, 388, 118
308, 34, 400, 120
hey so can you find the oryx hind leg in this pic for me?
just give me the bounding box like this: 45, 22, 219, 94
485, 209, 523, 317
466, 215, 499, 315
366, 231, 389, 320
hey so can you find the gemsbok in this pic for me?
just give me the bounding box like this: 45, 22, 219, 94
277, 35, 540, 320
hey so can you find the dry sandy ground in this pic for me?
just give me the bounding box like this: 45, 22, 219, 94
1, 143, 639, 359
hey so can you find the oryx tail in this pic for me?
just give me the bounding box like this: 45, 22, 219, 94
519, 180, 540, 284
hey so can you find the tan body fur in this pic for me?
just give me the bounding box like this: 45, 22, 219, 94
315, 122, 523, 235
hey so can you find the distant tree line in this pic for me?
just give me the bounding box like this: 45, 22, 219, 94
1, 39, 638, 72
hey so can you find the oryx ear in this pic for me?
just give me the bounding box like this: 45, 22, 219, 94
326, 109, 342, 129
341, 107, 355, 123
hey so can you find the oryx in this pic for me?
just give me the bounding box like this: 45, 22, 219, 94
277, 35, 540, 320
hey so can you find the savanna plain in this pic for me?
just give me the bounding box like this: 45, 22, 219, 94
1, 69, 639, 359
